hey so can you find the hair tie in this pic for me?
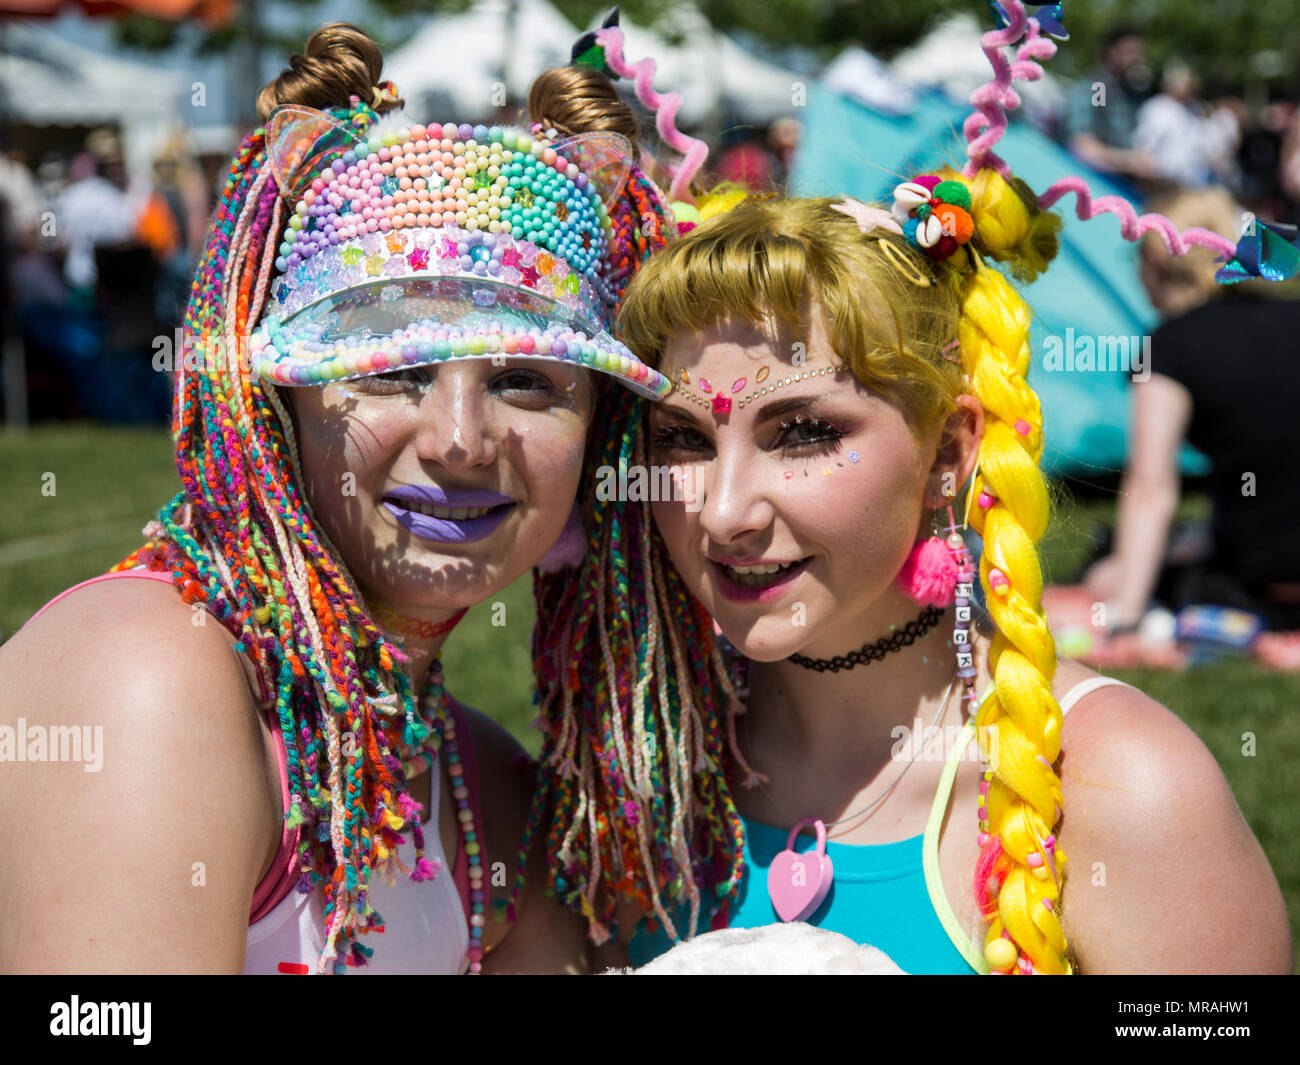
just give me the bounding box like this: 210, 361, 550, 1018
370, 81, 398, 110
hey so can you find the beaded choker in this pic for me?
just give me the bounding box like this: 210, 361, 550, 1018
787, 605, 944, 672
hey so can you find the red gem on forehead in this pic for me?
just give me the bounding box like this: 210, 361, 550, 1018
711, 394, 731, 416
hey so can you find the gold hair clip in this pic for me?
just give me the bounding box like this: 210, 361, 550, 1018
876, 238, 934, 288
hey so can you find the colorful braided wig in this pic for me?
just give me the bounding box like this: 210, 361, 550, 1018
114, 96, 451, 974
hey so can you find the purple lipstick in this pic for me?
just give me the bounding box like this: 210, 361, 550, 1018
382, 484, 516, 544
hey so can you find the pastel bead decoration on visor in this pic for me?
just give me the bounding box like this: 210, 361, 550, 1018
251, 114, 670, 400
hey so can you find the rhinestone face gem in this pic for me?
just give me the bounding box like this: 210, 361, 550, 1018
756, 366, 770, 382
699, 377, 713, 393
711, 394, 732, 415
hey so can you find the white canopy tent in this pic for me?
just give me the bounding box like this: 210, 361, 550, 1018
383, 0, 576, 121
890, 12, 1064, 122
0, 20, 186, 186
588, 4, 800, 126
822, 46, 918, 116
384, 0, 801, 129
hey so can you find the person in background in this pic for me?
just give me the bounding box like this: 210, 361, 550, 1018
1082, 186, 1300, 666
715, 130, 778, 193
1134, 61, 1215, 187
136, 138, 210, 325
1062, 25, 1160, 183
54, 151, 134, 300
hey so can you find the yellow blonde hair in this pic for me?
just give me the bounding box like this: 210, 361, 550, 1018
619, 168, 1074, 974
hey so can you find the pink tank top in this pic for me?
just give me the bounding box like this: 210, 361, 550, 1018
29, 569, 485, 974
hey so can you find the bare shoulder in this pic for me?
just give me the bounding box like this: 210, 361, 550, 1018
1049, 660, 1292, 974
0, 577, 277, 973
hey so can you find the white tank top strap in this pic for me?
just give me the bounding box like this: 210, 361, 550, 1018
242, 749, 468, 974
1059, 675, 1134, 716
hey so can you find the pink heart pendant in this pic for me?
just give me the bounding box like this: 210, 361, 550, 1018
767, 818, 834, 923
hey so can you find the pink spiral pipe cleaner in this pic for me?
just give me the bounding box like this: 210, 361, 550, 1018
596, 25, 709, 203
1036, 177, 1238, 258
961, 0, 1239, 263
963, 1, 1057, 177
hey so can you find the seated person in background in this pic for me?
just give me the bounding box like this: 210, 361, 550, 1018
1083, 186, 1300, 665
1061, 25, 1160, 183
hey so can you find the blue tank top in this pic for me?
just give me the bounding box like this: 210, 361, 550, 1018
624, 686, 1000, 974
625, 674, 1124, 972
625, 816, 979, 973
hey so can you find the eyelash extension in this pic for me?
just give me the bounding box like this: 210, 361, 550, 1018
649, 424, 704, 452
775, 414, 845, 458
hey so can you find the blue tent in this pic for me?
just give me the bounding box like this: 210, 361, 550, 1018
790, 82, 1210, 479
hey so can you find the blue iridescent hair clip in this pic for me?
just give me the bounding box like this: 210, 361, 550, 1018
987, 1, 1068, 41
1215, 219, 1300, 284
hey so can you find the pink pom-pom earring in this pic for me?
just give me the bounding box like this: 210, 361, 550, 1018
897, 494, 963, 607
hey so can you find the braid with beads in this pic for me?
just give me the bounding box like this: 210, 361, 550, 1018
113, 93, 451, 974
520, 388, 753, 943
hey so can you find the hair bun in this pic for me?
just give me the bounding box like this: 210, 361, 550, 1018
256, 22, 401, 122
955, 168, 1063, 284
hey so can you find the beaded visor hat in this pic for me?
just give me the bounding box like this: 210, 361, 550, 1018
249, 106, 671, 399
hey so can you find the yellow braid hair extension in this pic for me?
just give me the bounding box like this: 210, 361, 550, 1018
941, 165, 1071, 975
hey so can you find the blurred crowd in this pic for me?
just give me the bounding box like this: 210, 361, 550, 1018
1056, 25, 1300, 224
0, 125, 211, 422
1043, 26, 1300, 660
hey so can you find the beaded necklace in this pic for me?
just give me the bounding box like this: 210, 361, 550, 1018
401, 660, 486, 974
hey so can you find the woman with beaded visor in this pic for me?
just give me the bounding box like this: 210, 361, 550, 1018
0, 23, 681, 974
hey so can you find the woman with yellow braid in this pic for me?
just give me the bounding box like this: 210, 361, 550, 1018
530, 1, 1292, 975
592, 175, 1291, 975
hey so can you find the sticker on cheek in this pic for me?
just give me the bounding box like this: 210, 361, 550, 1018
784, 471, 793, 480
848, 451, 861, 463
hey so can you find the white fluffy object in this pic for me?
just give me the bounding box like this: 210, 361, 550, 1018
615, 923, 908, 975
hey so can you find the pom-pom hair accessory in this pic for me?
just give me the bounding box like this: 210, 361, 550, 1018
892, 176, 976, 261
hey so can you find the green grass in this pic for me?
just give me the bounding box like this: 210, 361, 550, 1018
1, 425, 1297, 970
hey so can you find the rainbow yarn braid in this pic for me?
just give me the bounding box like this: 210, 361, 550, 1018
114, 97, 450, 974
604, 164, 678, 303
509, 153, 754, 945
519, 387, 754, 943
